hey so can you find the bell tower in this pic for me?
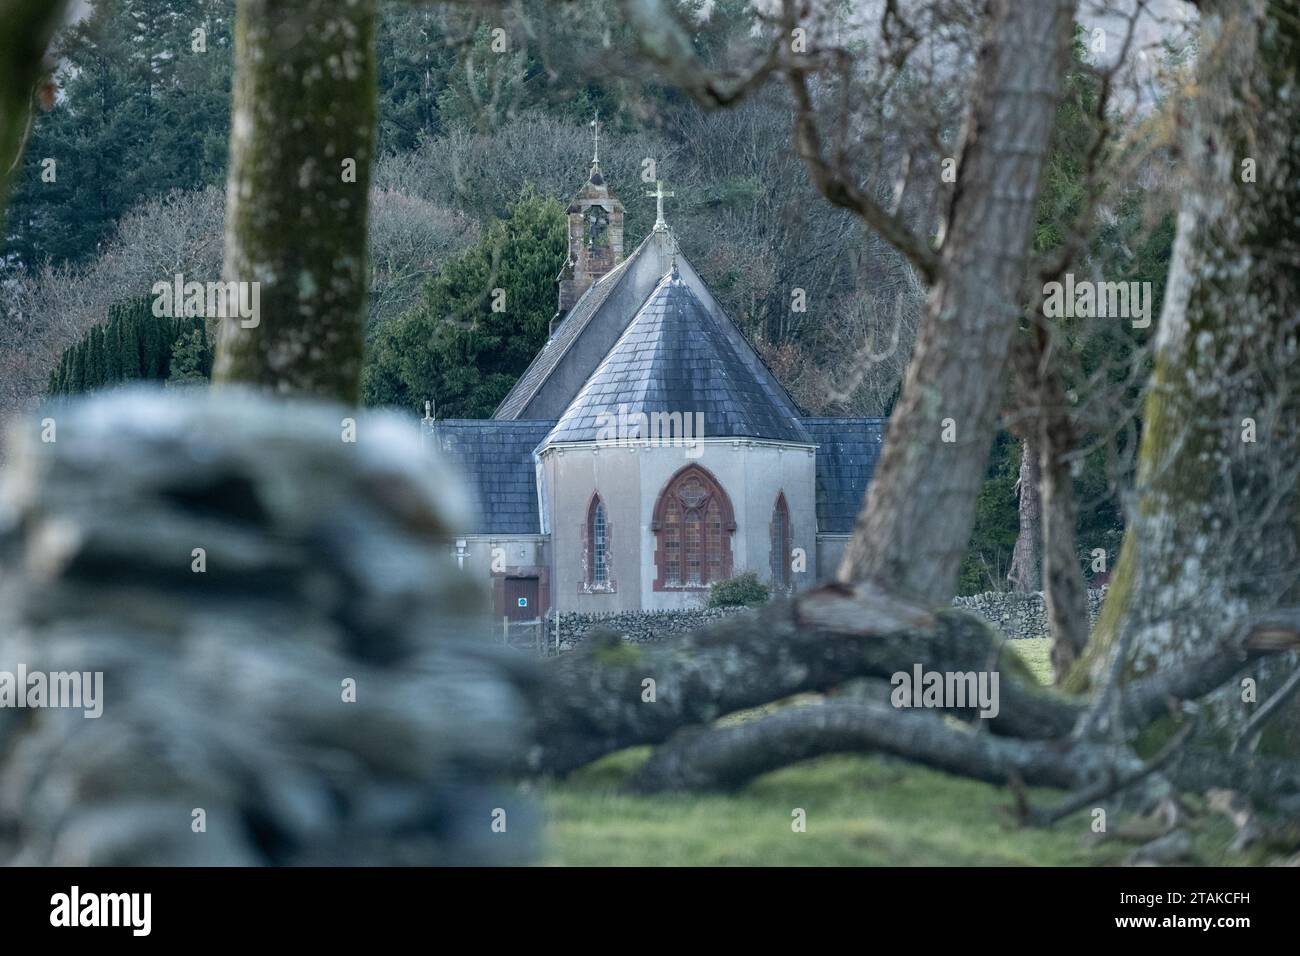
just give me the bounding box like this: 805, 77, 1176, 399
558, 114, 624, 316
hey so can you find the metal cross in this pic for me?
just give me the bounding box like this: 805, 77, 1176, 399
646, 179, 674, 232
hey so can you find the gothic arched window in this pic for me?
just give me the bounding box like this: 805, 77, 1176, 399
587, 494, 610, 588
653, 465, 734, 590
770, 493, 791, 589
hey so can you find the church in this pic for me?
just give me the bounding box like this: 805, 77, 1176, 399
426, 148, 885, 621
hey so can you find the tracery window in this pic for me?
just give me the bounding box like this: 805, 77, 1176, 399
653, 466, 734, 589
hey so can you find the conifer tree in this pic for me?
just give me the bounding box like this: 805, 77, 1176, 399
69, 340, 85, 394
167, 327, 214, 386
363, 185, 567, 417
46, 299, 210, 397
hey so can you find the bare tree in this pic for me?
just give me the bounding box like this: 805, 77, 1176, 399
366, 185, 479, 330
0, 187, 225, 446
1006, 436, 1042, 592
837, 0, 1077, 603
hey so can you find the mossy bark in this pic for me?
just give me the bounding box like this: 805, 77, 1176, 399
213, 0, 377, 403
1068, 0, 1300, 752
0, 1, 69, 223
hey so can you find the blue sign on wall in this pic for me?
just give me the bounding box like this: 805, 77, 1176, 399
518, 597, 528, 607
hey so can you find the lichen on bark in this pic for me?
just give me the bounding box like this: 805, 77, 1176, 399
1069, 0, 1300, 753
213, 0, 378, 403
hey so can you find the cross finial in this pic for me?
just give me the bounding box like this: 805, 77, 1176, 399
590, 110, 600, 166
645, 179, 675, 232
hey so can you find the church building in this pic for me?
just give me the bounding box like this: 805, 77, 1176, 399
427, 147, 884, 621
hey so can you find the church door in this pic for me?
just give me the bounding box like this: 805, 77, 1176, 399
504, 576, 540, 621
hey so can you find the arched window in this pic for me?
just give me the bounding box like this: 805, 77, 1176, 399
653, 465, 734, 590
770, 493, 791, 589
587, 495, 609, 587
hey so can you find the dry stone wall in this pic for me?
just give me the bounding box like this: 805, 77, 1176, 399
550, 589, 1108, 649
0, 388, 537, 865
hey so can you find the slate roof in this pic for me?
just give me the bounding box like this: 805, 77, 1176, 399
802, 418, 886, 533
544, 273, 813, 446
493, 241, 642, 420
429, 420, 556, 534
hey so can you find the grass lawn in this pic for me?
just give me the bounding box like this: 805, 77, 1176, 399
539, 639, 1241, 865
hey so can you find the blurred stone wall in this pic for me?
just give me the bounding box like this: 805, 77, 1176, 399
0, 388, 538, 865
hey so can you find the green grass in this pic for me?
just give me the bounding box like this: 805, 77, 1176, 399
539, 640, 1242, 865
1010, 637, 1052, 683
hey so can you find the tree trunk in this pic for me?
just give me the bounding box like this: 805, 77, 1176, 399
1007, 436, 1041, 592
1071, 0, 1300, 750
838, 0, 1076, 604
0, 0, 69, 220
1008, 322, 1092, 684
213, 0, 377, 403
1037, 370, 1089, 684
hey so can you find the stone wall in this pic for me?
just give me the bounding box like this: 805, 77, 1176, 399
551, 606, 753, 650
549, 588, 1108, 650
951, 588, 1108, 640
0, 388, 536, 865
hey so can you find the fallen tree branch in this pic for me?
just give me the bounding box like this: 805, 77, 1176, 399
531, 583, 1300, 786
1166, 749, 1300, 807
1018, 713, 1196, 828
528, 582, 1081, 776
1230, 661, 1300, 754
628, 697, 1145, 794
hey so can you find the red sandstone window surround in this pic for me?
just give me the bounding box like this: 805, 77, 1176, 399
652, 465, 735, 591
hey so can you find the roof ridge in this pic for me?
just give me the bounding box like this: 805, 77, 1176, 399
541, 270, 812, 447
492, 232, 656, 420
